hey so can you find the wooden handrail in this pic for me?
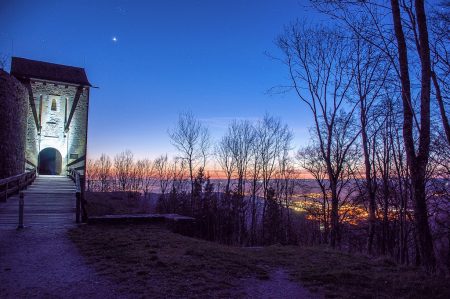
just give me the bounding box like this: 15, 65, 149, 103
68, 168, 81, 192
68, 168, 88, 223
0, 169, 36, 202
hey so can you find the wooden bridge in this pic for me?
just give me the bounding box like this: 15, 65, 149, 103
0, 170, 85, 228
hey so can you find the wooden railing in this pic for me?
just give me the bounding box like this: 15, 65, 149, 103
0, 169, 36, 202
68, 168, 88, 223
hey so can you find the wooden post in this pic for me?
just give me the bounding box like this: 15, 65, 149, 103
4, 182, 8, 202
76, 191, 81, 223
17, 177, 21, 194
80, 176, 87, 223
18, 192, 24, 229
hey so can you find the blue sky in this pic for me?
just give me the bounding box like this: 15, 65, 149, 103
0, 0, 323, 159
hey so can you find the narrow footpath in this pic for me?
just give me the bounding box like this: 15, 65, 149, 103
0, 175, 119, 298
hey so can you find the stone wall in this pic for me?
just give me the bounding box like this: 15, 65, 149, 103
67, 87, 89, 172
28, 82, 88, 174
0, 69, 89, 178
0, 70, 28, 179
25, 93, 38, 170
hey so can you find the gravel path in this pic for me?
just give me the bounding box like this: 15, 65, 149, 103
0, 226, 119, 298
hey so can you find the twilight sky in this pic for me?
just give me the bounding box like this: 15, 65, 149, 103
0, 0, 325, 160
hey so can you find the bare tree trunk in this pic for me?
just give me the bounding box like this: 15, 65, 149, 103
321, 186, 329, 244
362, 111, 377, 254
330, 180, 339, 248
431, 71, 450, 144
391, 0, 436, 270
251, 176, 258, 245
381, 176, 389, 255
225, 175, 231, 195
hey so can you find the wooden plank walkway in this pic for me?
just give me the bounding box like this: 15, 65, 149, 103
0, 175, 76, 228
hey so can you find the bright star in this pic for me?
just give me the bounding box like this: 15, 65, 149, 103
112, 37, 118, 42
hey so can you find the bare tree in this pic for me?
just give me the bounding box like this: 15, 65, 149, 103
114, 150, 134, 191
139, 158, 155, 198
215, 135, 235, 195
297, 144, 330, 243
169, 112, 210, 207
228, 120, 255, 196
275, 147, 296, 244
130, 160, 142, 192
97, 153, 112, 192
257, 115, 293, 242
430, 1, 450, 144
390, 0, 436, 270
277, 24, 358, 248
154, 154, 171, 209
85, 159, 97, 192
169, 157, 190, 213
310, 0, 439, 269
227, 120, 255, 244
349, 31, 391, 254
249, 131, 263, 245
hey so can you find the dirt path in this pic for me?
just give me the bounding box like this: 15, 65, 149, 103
243, 268, 321, 299
1, 224, 320, 298
0, 226, 119, 298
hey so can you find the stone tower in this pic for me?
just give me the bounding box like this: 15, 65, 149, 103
10, 57, 91, 176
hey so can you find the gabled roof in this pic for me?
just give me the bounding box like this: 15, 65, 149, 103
10, 57, 92, 86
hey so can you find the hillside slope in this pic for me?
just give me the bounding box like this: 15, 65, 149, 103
69, 224, 449, 298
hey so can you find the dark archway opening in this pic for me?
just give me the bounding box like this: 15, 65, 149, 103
38, 148, 62, 175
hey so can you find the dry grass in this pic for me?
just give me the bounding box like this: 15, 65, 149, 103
68, 224, 450, 298
69, 224, 268, 298
85, 192, 152, 216
250, 246, 450, 298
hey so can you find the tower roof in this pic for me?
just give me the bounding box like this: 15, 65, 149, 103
10, 57, 92, 86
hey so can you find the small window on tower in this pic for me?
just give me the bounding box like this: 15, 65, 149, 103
51, 99, 57, 111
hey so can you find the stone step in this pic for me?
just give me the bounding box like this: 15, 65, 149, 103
32, 184, 73, 186
0, 213, 75, 217
34, 179, 72, 181
34, 178, 72, 180
33, 181, 73, 184
33, 183, 72, 185
31, 182, 74, 184
30, 181, 74, 184
32, 183, 73, 185
0, 216, 75, 221
11, 200, 75, 203
27, 185, 75, 190
0, 175, 78, 228
24, 190, 76, 193
0, 205, 75, 209
31, 184, 74, 186
30, 189, 75, 191
23, 191, 76, 195
0, 220, 73, 228
0, 204, 75, 209
6, 197, 75, 200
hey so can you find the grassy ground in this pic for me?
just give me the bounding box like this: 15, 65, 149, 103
68, 224, 450, 298
85, 192, 152, 216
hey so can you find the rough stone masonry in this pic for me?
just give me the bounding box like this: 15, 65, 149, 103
0, 70, 28, 179
0, 57, 91, 178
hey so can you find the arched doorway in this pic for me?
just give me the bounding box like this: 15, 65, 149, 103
38, 148, 62, 175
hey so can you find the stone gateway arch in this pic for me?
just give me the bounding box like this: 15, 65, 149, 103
9, 57, 91, 176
